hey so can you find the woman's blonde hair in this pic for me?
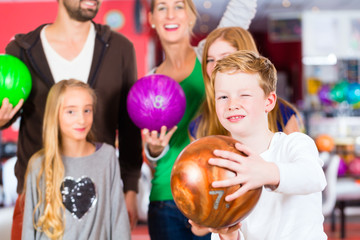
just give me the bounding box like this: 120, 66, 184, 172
23, 79, 96, 239
196, 27, 303, 138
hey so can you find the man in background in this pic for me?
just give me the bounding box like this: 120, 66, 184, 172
1, 0, 142, 238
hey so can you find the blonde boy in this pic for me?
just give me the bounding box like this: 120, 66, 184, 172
201, 50, 327, 240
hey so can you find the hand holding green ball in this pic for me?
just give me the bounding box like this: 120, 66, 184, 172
0, 54, 32, 107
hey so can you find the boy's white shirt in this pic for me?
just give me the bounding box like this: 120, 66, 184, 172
212, 132, 327, 240
211, 230, 243, 240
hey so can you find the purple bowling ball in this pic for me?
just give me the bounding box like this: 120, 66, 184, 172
127, 74, 186, 131
318, 85, 332, 106
338, 158, 347, 176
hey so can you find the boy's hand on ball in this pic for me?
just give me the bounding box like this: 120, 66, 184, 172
211, 222, 241, 240
210, 142, 279, 201
189, 220, 211, 236
189, 219, 241, 240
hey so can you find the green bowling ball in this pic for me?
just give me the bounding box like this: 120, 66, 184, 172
0, 54, 32, 107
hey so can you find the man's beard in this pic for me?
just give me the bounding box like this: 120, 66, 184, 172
63, 0, 99, 22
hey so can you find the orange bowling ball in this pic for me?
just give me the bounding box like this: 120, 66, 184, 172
315, 134, 335, 152
171, 135, 262, 228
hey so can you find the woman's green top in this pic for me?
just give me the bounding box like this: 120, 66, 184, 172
150, 58, 205, 201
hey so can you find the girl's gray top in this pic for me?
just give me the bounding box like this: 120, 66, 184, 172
22, 143, 130, 240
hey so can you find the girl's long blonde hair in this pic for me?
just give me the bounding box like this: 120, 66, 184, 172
23, 79, 96, 240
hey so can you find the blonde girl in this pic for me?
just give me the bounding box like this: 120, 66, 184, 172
22, 79, 130, 240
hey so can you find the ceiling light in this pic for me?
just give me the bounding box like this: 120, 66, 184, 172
302, 54, 337, 65
282, 0, 291, 8
312, 6, 320, 12
200, 24, 209, 33
203, 1, 212, 9
202, 14, 210, 22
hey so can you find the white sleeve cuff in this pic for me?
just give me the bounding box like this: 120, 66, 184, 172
211, 230, 243, 240
144, 143, 170, 162
218, 0, 257, 30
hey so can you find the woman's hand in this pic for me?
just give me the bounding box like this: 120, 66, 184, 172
142, 125, 177, 157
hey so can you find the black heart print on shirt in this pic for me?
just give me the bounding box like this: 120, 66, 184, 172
61, 176, 97, 219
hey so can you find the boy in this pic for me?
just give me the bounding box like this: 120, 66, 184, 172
192, 50, 327, 240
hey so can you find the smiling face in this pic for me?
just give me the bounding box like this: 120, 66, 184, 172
215, 71, 274, 138
149, 0, 196, 43
59, 87, 94, 145
206, 38, 237, 78
62, 0, 101, 22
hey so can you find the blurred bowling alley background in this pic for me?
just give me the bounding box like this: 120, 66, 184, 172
1, 0, 360, 240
